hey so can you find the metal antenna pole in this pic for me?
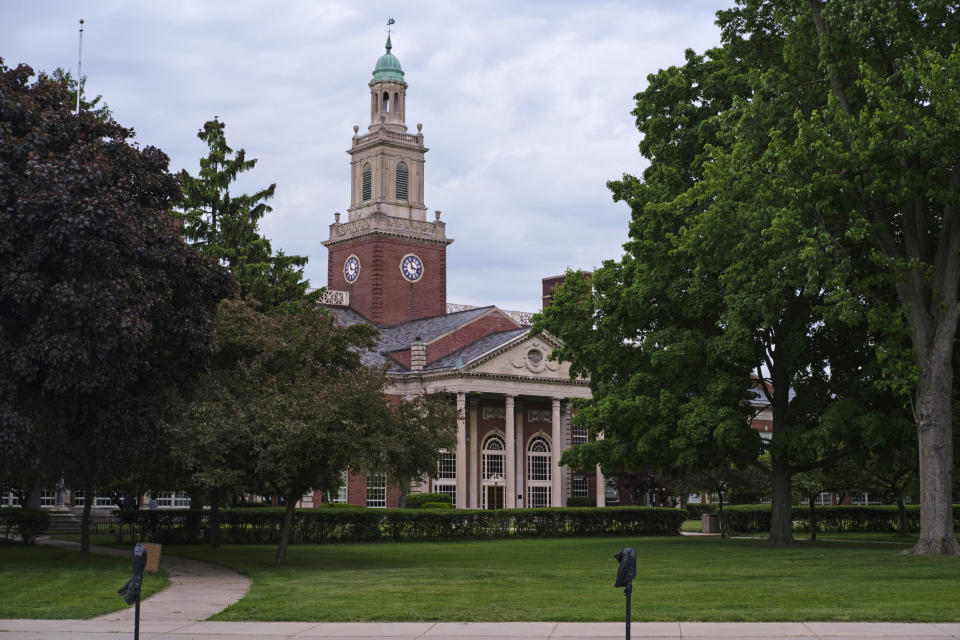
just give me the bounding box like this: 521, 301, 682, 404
625, 585, 631, 640
134, 592, 140, 640
76, 19, 84, 113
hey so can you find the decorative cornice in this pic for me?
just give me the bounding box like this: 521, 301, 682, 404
322, 211, 453, 248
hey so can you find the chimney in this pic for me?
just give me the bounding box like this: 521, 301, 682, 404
542, 272, 593, 309
410, 337, 426, 371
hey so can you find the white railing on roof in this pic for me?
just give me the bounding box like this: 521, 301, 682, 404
446, 303, 534, 327
320, 289, 350, 306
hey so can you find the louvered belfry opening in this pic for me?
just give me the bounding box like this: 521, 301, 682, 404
362, 164, 372, 202
396, 162, 408, 201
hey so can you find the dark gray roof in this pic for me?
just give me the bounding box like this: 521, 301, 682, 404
423, 327, 529, 372
323, 305, 522, 372
378, 306, 505, 353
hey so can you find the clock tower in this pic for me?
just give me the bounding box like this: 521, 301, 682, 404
323, 36, 452, 325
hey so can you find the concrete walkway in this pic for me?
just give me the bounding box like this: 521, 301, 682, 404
2, 620, 960, 639
33, 538, 251, 624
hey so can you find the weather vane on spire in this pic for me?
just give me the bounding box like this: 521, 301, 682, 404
387, 17, 395, 35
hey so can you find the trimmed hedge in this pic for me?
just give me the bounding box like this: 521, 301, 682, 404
0, 508, 50, 545
566, 496, 597, 508
720, 504, 960, 534
420, 502, 453, 509
405, 493, 452, 508
685, 503, 715, 519
115, 506, 685, 544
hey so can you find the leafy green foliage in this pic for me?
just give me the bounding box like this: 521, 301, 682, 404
0, 61, 232, 552
177, 118, 312, 309
404, 492, 453, 508
0, 508, 50, 544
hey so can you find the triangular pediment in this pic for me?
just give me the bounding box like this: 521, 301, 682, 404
467, 334, 575, 381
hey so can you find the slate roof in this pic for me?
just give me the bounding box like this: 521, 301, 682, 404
322, 304, 523, 373
423, 327, 529, 372
377, 306, 503, 353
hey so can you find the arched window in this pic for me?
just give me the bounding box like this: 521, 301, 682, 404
393, 92, 399, 114
396, 162, 408, 201
362, 164, 372, 202
383, 91, 390, 113
482, 434, 505, 480
527, 435, 551, 508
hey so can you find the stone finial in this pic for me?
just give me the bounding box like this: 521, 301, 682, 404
334, 212, 341, 223
434, 210, 442, 221
417, 123, 423, 132
353, 125, 359, 134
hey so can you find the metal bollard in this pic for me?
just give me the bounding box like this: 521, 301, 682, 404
613, 547, 636, 640
118, 543, 147, 640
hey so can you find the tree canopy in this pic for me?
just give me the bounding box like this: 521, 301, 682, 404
177, 117, 313, 309
0, 61, 232, 551
536, 0, 960, 552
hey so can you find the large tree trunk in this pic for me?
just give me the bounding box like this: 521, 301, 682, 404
911, 355, 960, 554
274, 496, 297, 566
768, 458, 794, 546
79, 482, 93, 555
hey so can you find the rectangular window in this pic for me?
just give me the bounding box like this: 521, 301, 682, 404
572, 425, 588, 445
1, 491, 21, 507
815, 492, 833, 506
437, 451, 456, 479
528, 485, 551, 508
72, 490, 84, 507
173, 492, 191, 508
572, 474, 588, 498
40, 490, 56, 507
155, 492, 173, 508
482, 453, 504, 480
366, 474, 386, 508
528, 455, 551, 482
435, 484, 456, 507
94, 495, 116, 507
330, 470, 348, 503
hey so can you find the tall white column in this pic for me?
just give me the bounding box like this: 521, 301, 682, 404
551, 398, 563, 508
456, 392, 467, 509
595, 431, 606, 507
505, 395, 516, 508
469, 398, 478, 509
515, 401, 524, 508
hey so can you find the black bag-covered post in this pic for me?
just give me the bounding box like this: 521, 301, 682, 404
613, 547, 636, 640
118, 543, 147, 640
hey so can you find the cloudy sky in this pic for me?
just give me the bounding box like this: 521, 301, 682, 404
4, 1, 731, 313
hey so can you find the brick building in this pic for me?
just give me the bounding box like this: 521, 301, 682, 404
311, 36, 601, 510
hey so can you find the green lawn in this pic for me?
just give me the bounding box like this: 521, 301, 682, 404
166, 536, 960, 622
0, 545, 169, 619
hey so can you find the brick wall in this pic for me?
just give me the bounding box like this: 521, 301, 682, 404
328, 236, 447, 325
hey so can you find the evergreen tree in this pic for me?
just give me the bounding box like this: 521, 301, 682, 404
177, 118, 313, 308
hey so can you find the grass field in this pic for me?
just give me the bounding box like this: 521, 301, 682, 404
165, 535, 960, 623
0, 545, 169, 619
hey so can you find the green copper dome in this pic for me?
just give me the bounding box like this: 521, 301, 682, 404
371, 35, 405, 83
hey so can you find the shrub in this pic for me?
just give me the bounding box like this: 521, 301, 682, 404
319, 502, 366, 509
0, 508, 50, 545
567, 496, 596, 507
685, 503, 714, 519
405, 493, 452, 508
114, 505, 685, 544
719, 504, 960, 534
420, 502, 453, 509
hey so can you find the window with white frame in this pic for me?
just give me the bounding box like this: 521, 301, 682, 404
330, 470, 348, 503
851, 493, 882, 505
1, 491, 21, 507
72, 490, 84, 506
366, 474, 386, 508
482, 435, 505, 480
572, 425, 588, 446
40, 489, 56, 507
526, 436, 552, 508
94, 495, 116, 507
572, 473, 588, 498
435, 450, 456, 505
173, 491, 190, 507
528, 485, 550, 508
155, 492, 173, 508
814, 492, 834, 506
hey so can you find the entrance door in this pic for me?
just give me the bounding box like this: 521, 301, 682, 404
485, 485, 505, 510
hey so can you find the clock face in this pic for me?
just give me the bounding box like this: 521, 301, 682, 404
400, 254, 424, 282
343, 255, 360, 283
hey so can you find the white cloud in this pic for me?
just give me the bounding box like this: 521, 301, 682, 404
2, 0, 730, 312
